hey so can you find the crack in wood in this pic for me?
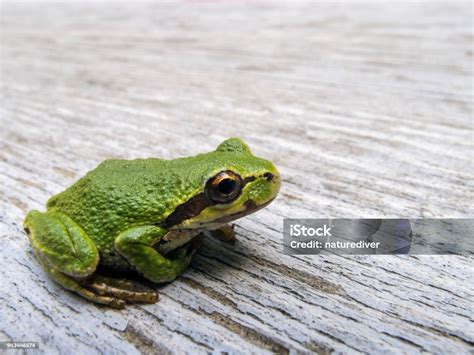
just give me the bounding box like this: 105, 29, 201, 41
246, 254, 346, 296
208, 311, 290, 355
122, 324, 171, 355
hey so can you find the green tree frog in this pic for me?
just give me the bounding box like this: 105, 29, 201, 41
23, 138, 280, 308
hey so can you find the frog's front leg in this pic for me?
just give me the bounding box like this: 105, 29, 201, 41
115, 226, 197, 283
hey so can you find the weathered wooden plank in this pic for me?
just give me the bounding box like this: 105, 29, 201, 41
1, 1, 473, 354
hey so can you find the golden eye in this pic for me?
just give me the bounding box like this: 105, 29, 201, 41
206, 171, 243, 204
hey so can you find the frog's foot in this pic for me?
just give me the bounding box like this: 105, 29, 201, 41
82, 275, 159, 304
205, 224, 236, 244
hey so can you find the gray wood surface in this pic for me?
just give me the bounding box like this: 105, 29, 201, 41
1, 1, 473, 354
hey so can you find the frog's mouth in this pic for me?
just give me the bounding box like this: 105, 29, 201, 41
212, 198, 275, 224
189, 197, 275, 230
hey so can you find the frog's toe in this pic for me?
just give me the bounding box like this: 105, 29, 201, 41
83, 275, 159, 304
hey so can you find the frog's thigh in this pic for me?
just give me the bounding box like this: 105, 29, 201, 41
115, 225, 196, 283
24, 210, 99, 278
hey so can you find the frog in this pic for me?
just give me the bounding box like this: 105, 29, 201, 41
23, 138, 280, 308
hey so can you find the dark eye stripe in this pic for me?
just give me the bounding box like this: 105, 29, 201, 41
161, 192, 211, 228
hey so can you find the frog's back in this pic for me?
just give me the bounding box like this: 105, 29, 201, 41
45, 158, 192, 253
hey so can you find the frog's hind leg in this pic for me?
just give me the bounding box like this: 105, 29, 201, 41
23, 210, 125, 308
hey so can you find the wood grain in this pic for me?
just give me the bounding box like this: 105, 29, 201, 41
0, 1, 472, 354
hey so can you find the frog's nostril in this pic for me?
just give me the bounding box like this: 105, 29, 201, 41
263, 172, 274, 182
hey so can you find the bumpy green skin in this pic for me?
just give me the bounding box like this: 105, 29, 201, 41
23, 138, 280, 307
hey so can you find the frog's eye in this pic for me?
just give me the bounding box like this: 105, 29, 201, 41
206, 171, 243, 204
